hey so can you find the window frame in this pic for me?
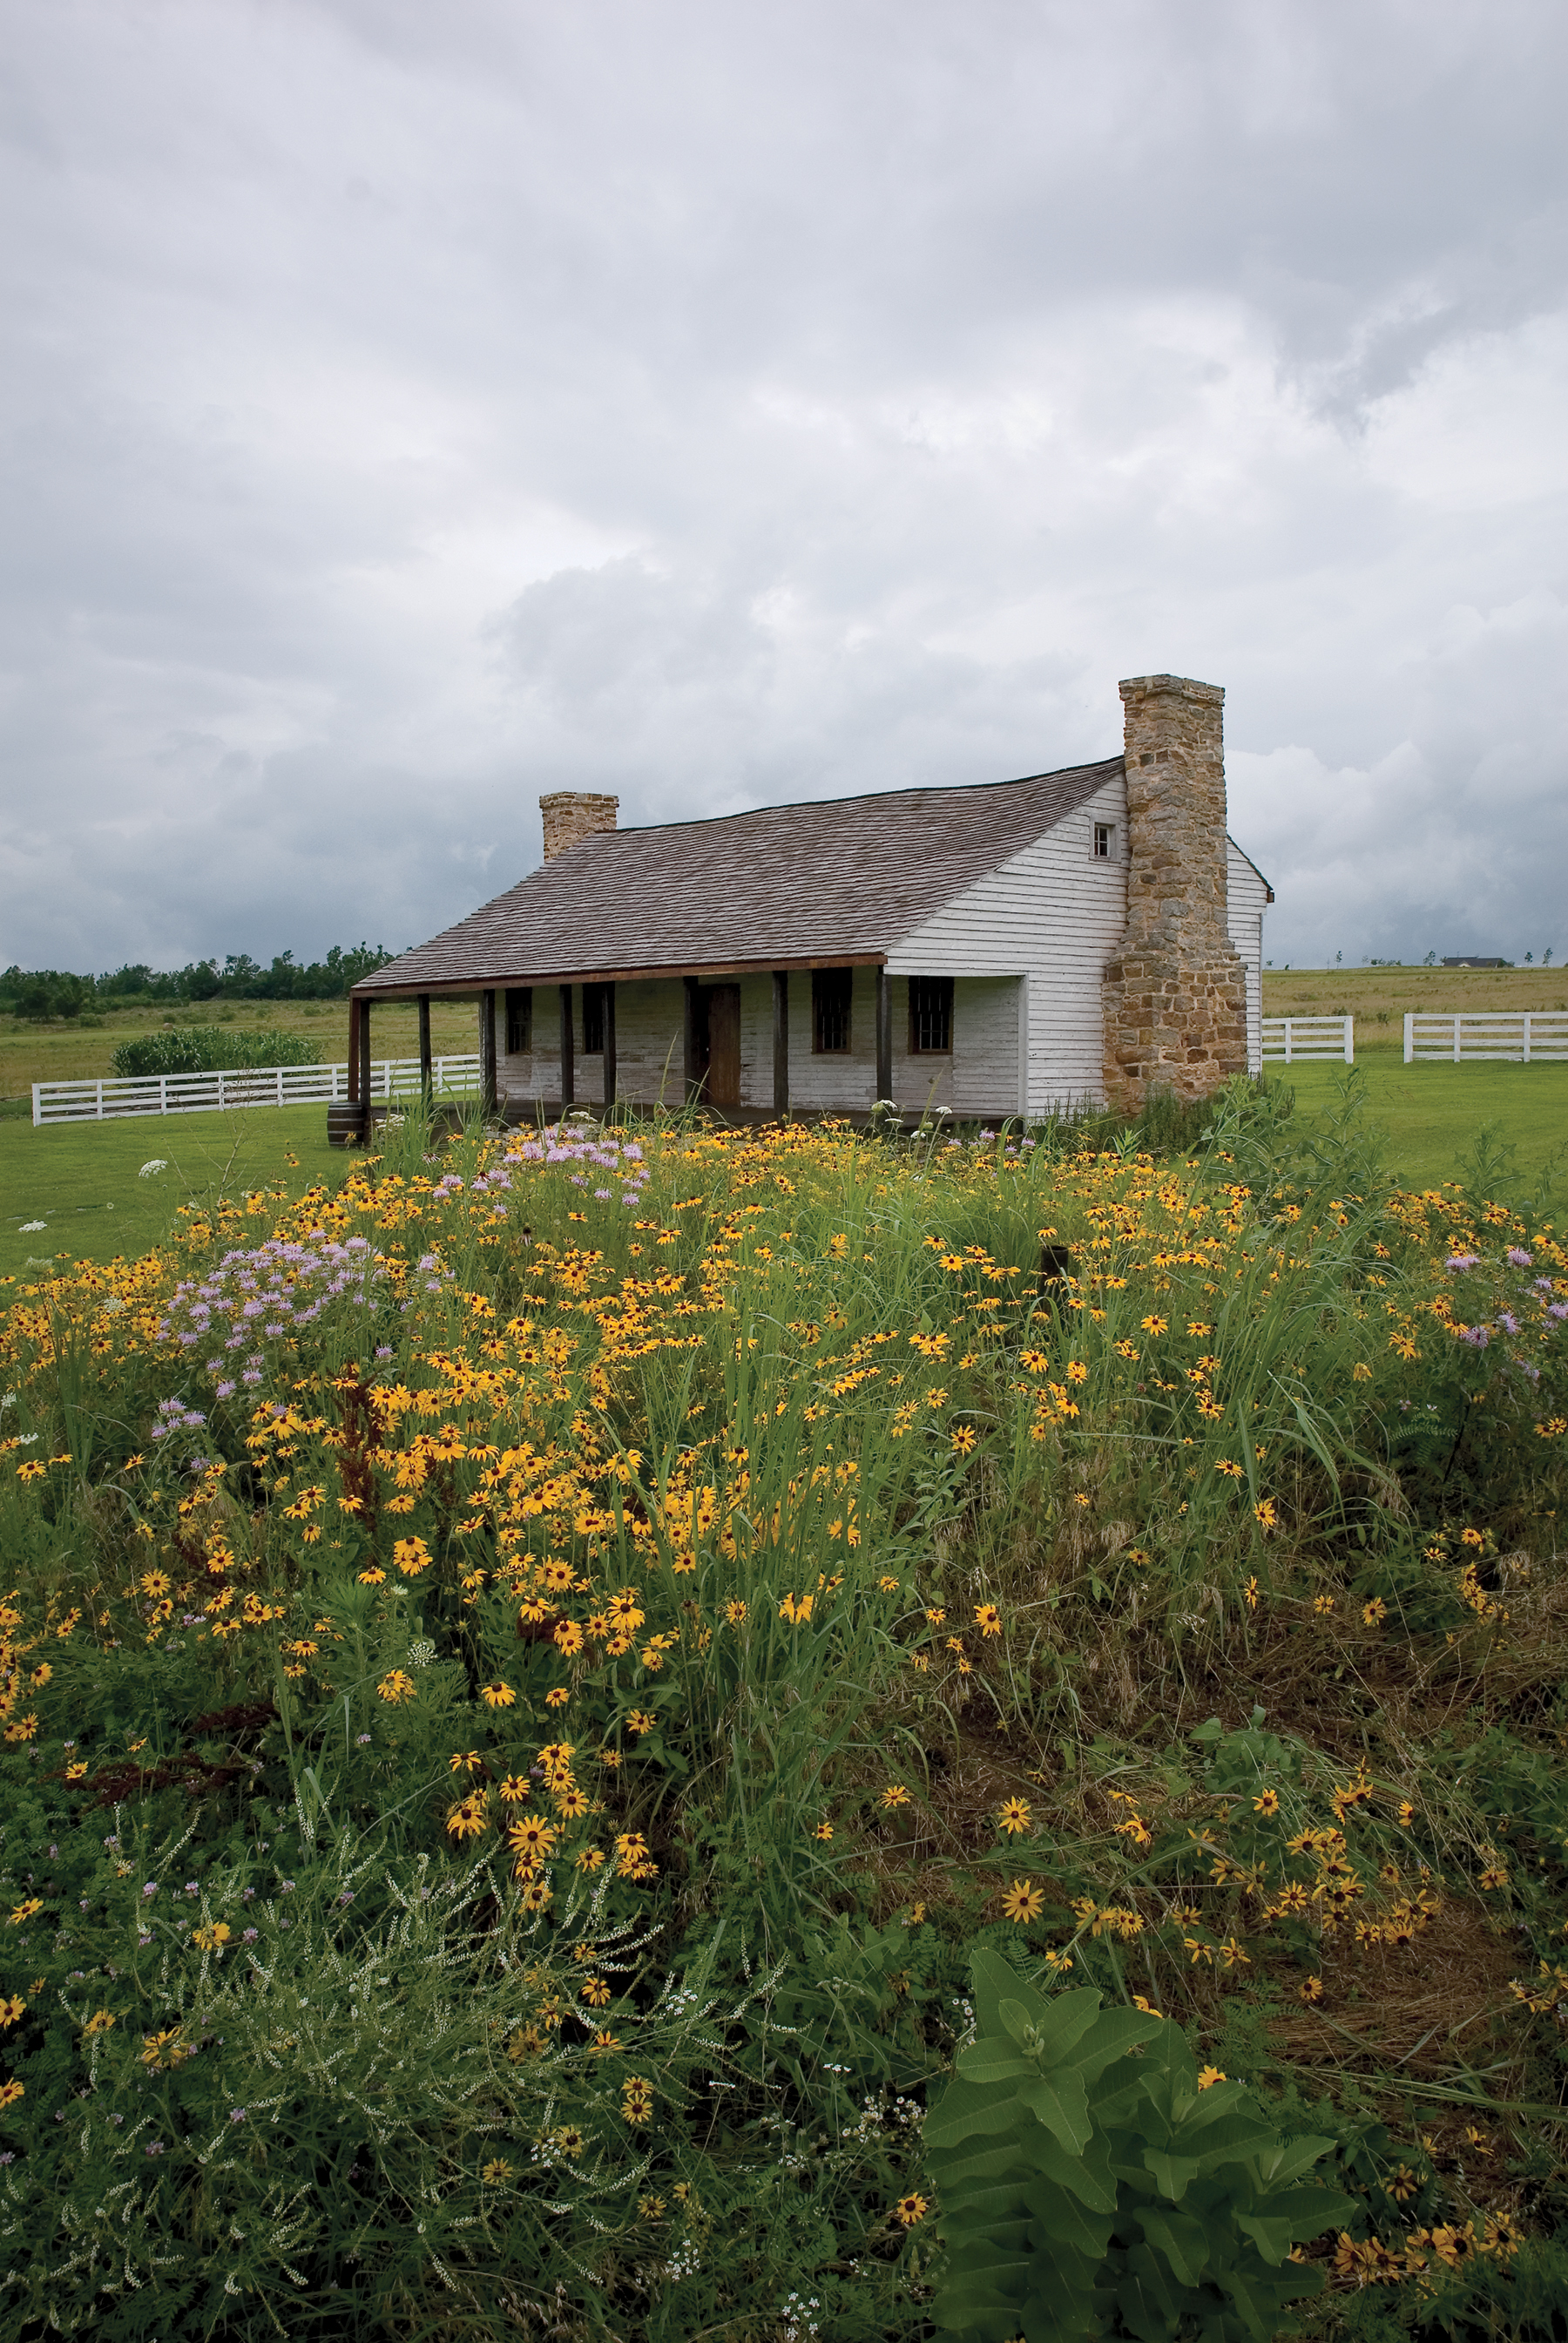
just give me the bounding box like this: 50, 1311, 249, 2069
811, 967, 854, 1055
1092, 821, 1116, 861
907, 974, 954, 1055
504, 987, 532, 1054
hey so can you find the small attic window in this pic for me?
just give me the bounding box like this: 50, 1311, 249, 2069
504, 988, 532, 1053
1093, 822, 1115, 860
812, 967, 853, 1053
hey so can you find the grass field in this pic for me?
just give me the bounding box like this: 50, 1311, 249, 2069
0, 995, 482, 1114
1263, 963, 1568, 1051
5, 1054, 1565, 1283
1275, 1058, 1568, 1194
0, 1107, 344, 1282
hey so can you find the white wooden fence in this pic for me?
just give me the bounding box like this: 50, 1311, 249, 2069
31, 1055, 483, 1127
1261, 1016, 1354, 1063
1404, 1012, 1568, 1064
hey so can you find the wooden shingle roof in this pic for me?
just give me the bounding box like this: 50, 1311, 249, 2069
357, 755, 1122, 994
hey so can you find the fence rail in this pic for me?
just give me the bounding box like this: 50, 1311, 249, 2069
1261, 1016, 1354, 1064
31, 1056, 483, 1127
1404, 1012, 1568, 1064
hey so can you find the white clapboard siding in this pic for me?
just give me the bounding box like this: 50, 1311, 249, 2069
888, 775, 1269, 1111
887, 772, 1125, 1114
779, 965, 878, 1110
505, 979, 689, 1108
1227, 843, 1269, 1076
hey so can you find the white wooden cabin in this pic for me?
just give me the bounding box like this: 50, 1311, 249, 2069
346, 674, 1271, 1127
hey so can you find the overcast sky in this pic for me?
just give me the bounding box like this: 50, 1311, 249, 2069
3, 0, 1565, 974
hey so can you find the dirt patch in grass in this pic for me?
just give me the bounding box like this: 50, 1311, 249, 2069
1267, 1896, 1524, 2081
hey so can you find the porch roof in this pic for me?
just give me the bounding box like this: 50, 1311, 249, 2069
354, 755, 1121, 997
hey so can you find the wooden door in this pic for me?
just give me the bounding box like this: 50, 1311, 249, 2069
706, 985, 741, 1107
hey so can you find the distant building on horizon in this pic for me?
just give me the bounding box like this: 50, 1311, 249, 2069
1442, 956, 1511, 970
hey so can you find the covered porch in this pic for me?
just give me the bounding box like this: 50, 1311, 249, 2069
335, 961, 1027, 1141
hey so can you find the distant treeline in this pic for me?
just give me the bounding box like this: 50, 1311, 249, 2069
1, 945, 396, 1021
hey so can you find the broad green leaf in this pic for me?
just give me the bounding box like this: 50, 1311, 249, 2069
1138, 2207, 1210, 2290
933, 2141, 1036, 2191
956, 2041, 1043, 2086
1217, 2258, 1272, 2343
1019, 2272, 1101, 2342
970, 1946, 1058, 2038
1235, 2211, 1294, 2266
1117, 2244, 1184, 2341
1246, 2180, 1356, 2238
925, 2080, 1031, 2147
999, 1996, 1047, 2052
1022, 2117, 1119, 2213
1019, 2069, 1092, 2155
1023, 2177, 1112, 2260
1253, 2134, 1339, 2188
1059, 2005, 1162, 2082
1141, 2145, 1204, 2202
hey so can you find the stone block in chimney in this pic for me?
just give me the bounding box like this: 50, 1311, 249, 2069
539, 791, 619, 863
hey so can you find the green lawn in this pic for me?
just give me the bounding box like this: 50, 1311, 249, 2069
1272, 1055, 1568, 1194
0, 1106, 343, 1280
2, 1064, 1564, 1287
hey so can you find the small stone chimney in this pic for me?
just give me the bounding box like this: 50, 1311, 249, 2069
1102, 674, 1248, 1111
539, 790, 618, 862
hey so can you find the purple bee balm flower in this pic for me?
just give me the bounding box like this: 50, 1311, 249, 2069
1458, 1325, 1490, 1347
242, 1927, 259, 1942
1446, 1254, 1481, 1271
1497, 1312, 1519, 1334
1507, 1247, 1533, 1267
216, 1381, 236, 1398
1548, 1303, 1568, 1323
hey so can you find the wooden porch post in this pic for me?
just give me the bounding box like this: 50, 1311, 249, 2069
875, 966, 893, 1108
683, 975, 701, 1105
348, 995, 362, 1103
417, 995, 432, 1099
772, 971, 789, 1116
603, 983, 617, 1110
559, 985, 575, 1110
479, 990, 497, 1117
357, 999, 372, 1115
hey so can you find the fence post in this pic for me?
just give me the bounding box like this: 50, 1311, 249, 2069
1343, 1017, 1353, 1064
1453, 1015, 1461, 1064
1283, 1019, 1293, 1065
1524, 1013, 1531, 1066
1403, 1014, 1413, 1063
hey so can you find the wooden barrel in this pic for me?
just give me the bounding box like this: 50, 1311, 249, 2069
327, 1103, 368, 1147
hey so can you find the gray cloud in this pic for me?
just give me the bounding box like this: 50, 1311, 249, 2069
2, 0, 1565, 972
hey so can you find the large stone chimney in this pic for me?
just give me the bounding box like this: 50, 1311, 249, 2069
539, 791, 618, 862
1102, 674, 1248, 1112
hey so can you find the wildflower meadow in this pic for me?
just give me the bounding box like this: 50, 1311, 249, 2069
1, 1081, 1566, 2340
